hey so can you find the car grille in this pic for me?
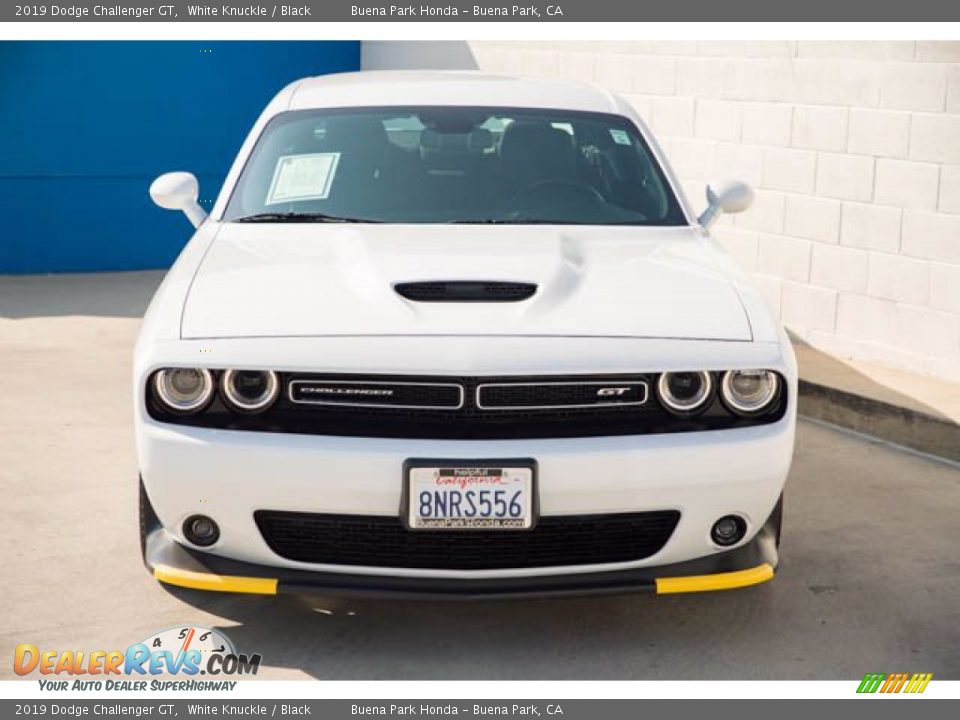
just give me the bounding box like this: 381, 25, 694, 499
290, 379, 464, 409
254, 510, 681, 570
282, 373, 660, 439
477, 381, 647, 409
147, 372, 788, 439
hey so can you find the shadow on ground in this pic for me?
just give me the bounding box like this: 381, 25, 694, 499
164, 581, 784, 680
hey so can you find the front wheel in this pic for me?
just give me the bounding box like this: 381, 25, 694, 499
769, 493, 784, 549
138, 477, 160, 562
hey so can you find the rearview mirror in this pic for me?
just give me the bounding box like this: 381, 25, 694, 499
149, 172, 208, 228
697, 180, 754, 230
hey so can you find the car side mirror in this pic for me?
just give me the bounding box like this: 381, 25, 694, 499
697, 180, 754, 230
149, 172, 208, 228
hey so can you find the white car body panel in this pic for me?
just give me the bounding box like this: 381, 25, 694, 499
135, 335, 797, 579
137, 413, 794, 580
136, 71, 798, 590
180, 224, 752, 341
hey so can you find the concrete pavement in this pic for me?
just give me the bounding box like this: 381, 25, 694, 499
1, 272, 958, 680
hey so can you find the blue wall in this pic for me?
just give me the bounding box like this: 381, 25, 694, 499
0, 41, 360, 274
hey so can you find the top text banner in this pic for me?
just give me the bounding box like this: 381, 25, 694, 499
6, 0, 960, 22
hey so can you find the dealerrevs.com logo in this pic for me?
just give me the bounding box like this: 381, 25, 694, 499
13, 626, 261, 691
857, 673, 933, 694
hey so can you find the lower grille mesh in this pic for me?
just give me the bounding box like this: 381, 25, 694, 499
254, 510, 680, 570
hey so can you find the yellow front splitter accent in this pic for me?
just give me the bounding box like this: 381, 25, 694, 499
655, 563, 774, 594
153, 562, 773, 597
153, 564, 278, 595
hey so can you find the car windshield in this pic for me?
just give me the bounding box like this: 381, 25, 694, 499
223, 106, 687, 225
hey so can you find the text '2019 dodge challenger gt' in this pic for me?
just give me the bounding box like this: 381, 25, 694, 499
136, 71, 796, 599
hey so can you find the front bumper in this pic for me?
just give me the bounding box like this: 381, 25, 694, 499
138, 413, 793, 579
144, 499, 780, 599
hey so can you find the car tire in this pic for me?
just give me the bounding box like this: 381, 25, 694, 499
139, 476, 160, 562
769, 493, 784, 549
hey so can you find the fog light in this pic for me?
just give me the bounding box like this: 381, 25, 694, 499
711, 515, 746, 547
183, 515, 219, 547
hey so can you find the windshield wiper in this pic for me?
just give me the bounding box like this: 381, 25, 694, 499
449, 218, 591, 225
234, 212, 382, 224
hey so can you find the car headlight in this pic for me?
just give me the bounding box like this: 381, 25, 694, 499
221, 369, 280, 412
656, 371, 713, 415
720, 370, 780, 415
153, 368, 214, 413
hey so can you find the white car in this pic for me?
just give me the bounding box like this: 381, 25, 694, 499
136, 71, 796, 599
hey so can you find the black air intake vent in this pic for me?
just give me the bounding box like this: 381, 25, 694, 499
394, 281, 537, 303
255, 510, 681, 570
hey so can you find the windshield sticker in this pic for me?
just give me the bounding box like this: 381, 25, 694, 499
265, 152, 340, 205
609, 129, 631, 146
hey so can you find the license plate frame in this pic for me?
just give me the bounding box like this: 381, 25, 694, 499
402, 458, 538, 532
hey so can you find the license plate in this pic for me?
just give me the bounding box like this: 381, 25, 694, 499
404, 459, 537, 530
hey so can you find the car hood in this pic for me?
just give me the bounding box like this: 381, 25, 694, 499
180, 224, 752, 341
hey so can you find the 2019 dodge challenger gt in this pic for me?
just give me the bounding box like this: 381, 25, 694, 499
136, 71, 797, 599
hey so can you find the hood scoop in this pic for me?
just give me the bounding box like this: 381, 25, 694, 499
181, 224, 754, 340
394, 281, 538, 303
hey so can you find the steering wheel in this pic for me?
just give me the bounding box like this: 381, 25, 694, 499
511, 179, 606, 206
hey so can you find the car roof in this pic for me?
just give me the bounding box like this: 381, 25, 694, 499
283, 71, 620, 114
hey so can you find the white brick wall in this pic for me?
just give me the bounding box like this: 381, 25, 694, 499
364, 41, 960, 383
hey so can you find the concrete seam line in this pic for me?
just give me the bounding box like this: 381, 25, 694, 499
800, 415, 960, 472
